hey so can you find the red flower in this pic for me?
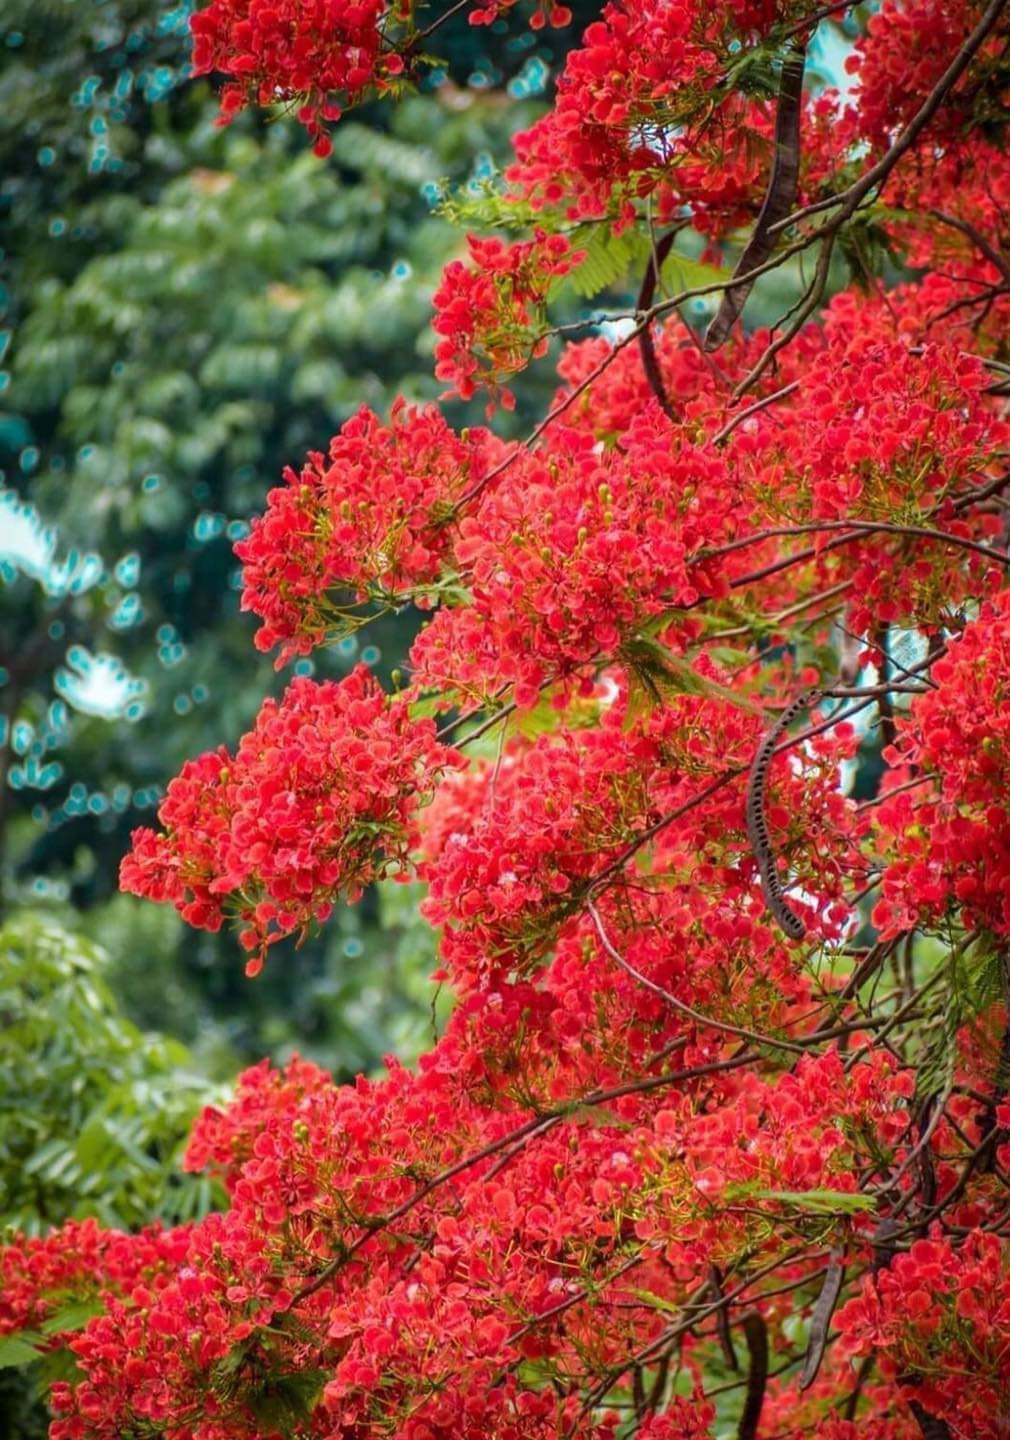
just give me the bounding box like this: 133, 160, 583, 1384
237, 401, 502, 664
432, 231, 583, 407
121, 666, 461, 971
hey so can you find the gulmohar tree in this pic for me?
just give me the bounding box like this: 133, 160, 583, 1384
5, 0, 1010, 1436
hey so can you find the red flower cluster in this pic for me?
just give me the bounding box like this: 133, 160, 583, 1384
192, 0, 577, 155
874, 590, 1010, 941
743, 341, 1003, 522
0, 1220, 191, 1339
410, 410, 742, 704
469, 0, 572, 27
120, 667, 461, 971
844, 0, 999, 150
638, 1049, 914, 1266
502, 0, 804, 234
810, 0, 1010, 285
18, 1030, 916, 1440
551, 325, 730, 438
10, 2, 1010, 1437
836, 1230, 1010, 1437
420, 719, 663, 987
236, 402, 500, 665
420, 680, 858, 990
433, 230, 583, 407
728, 338, 1009, 633
190, 0, 394, 155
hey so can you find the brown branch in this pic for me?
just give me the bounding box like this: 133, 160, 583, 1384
726, 488, 1003, 590
783, 0, 859, 34
704, 515, 1010, 569
768, 0, 1010, 240
586, 892, 811, 1050
571, 1248, 814, 1430
710, 380, 799, 444
414, 0, 472, 41
929, 209, 1010, 285
502, 1252, 645, 1350
732, 227, 836, 395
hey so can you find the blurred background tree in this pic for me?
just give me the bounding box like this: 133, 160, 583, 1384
0, 913, 219, 1235
0, 0, 603, 1079
0, 912, 221, 1438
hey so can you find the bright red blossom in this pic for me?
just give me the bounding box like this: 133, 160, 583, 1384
11, 1, 1010, 1437
191, 0, 392, 155
874, 590, 1010, 941
236, 401, 501, 665
121, 666, 461, 971
432, 230, 583, 408
836, 1230, 1010, 1436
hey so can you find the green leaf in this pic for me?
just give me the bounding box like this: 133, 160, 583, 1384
40, 1298, 104, 1336
559, 225, 730, 304
622, 634, 761, 722
564, 1104, 630, 1129
916, 933, 1007, 1101
0, 914, 220, 1234
247, 1370, 329, 1428
746, 1189, 877, 1215
659, 251, 730, 296
627, 1286, 682, 1316
561, 224, 650, 300
0, 1333, 44, 1370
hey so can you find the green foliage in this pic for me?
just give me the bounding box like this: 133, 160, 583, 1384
0, 0, 196, 297
914, 931, 1008, 1102
0, 0, 566, 1072
0, 912, 221, 1235
563, 225, 730, 303
564, 225, 651, 301
743, 1188, 876, 1215
622, 634, 760, 729
211, 1329, 329, 1431
0, 0, 605, 1079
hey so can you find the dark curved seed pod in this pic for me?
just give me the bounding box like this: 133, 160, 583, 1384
638, 231, 677, 420
737, 1312, 769, 1440
908, 1400, 953, 1440
799, 1254, 845, 1391
709, 1266, 739, 1371
871, 1216, 901, 1273
705, 40, 807, 352
745, 689, 817, 939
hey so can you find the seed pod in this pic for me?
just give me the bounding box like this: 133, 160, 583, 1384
745, 690, 816, 940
